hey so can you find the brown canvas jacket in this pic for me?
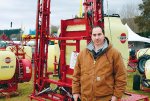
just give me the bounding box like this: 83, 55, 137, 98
72, 44, 127, 100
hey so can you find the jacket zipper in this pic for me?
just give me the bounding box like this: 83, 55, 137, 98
93, 60, 95, 99
89, 52, 96, 98
94, 60, 96, 64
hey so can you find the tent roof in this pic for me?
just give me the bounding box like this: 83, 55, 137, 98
125, 24, 150, 43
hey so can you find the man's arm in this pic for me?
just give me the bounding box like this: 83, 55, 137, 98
72, 55, 81, 95
113, 52, 127, 99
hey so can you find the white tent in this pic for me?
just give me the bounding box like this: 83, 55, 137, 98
125, 24, 150, 43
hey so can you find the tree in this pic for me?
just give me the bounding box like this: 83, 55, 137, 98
51, 25, 58, 34
135, 0, 150, 33
119, 2, 140, 33
120, 3, 140, 19
50, 25, 59, 37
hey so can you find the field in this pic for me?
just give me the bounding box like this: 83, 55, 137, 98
0, 68, 150, 101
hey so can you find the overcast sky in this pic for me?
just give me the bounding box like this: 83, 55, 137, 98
0, 0, 142, 33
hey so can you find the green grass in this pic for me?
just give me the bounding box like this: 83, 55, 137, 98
0, 81, 33, 101
0, 68, 150, 101
126, 71, 150, 100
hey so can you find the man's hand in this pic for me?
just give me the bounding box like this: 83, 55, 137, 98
111, 96, 118, 101
73, 93, 80, 101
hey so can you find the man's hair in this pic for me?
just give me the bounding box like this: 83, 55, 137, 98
91, 26, 104, 34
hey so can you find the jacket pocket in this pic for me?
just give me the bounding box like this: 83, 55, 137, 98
81, 73, 92, 96
95, 75, 113, 96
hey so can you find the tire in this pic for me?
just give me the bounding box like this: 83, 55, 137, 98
141, 77, 150, 88
137, 55, 150, 74
133, 74, 141, 90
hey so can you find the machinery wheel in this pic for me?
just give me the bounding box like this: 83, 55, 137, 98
133, 74, 141, 90
141, 77, 150, 88
137, 55, 150, 74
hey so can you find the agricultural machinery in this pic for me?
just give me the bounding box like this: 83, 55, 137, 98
0, 34, 32, 96
133, 48, 150, 92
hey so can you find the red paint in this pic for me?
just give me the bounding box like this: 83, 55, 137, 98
120, 33, 127, 43
5, 57, 11, 64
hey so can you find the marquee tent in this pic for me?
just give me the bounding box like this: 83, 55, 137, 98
125, 24, 150, 43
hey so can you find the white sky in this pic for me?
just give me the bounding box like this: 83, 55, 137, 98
0, 0, 142, 33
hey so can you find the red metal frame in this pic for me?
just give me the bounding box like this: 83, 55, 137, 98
119, 92, 149, 101
83, 0, 104, 28
30, 0, 92, 100
127, 52, 138, 72
141, 86, 150, 92
30, 0, 51, 98
127, 60, 137, 72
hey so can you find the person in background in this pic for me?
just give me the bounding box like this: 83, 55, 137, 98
72, 26, 127, 101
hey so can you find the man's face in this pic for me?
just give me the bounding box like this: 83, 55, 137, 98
91, 27, 105, 46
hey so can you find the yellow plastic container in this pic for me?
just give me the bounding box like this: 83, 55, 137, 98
105, 17, 129, 67
136, 48, 150, 59
144, 60, 150, 79
0, 51, 16, 80
47, 45, 55, 69
6, 46, 32, 61
24, 46, 32, 61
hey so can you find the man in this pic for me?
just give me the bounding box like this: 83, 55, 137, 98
72, 26, 127, 101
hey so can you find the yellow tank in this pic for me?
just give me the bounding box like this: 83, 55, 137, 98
136, 48, 150, 59
47, 45, 55, 69
24, 46, 32, 61
0, 51, 16, 80
6, 46, 32, 61
105, 16, 129, 67
144, 60, 150, 79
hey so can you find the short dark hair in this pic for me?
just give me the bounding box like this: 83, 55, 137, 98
91, 26, 104, 34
